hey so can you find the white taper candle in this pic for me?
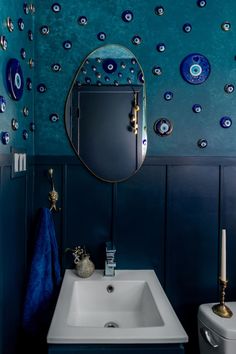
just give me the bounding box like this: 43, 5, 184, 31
220, 229, 227, 281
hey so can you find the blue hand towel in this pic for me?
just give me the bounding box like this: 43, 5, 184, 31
22, 207, 61, 337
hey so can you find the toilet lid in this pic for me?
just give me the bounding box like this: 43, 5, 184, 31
198, 302, 236, 340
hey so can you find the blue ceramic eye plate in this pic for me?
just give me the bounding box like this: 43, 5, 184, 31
220, 116, 232, 128
102, 59, 117, 74
6, 58, 24, 101
0, 96, 6, 112
122, 10, 134, 22
180, 53, 211, 84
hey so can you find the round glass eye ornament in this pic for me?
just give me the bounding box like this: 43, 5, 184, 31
192, 104, 202, 113
224, 84, 234, 94
220, 116, 232, 128
22, 129, 29, 140
180, 53, 211, 85
97, 32, 106, 41
20, 48, 26, 59
221, 22, 231, 31
37, 83, 47, 93
49, 113, 59, 123
0, 36, 8, 50
152, 66, 162, 76
122, 10, 133, 22
198, 139, 208, 148
30, 122, 36, 132
1, 132, 10, 145
156, 43, 166, 52
78, 16, 87, 25
154, 118, 173, 136
18, 18, 24, 31
102, 59, 117, 74
51, 3, 61, 13
28, 30, 33, 41
138, 71, 144, 83
51, 63, 61, 72
23, 3, 29, 14
155, 6, 164, 16
0, 96, 6, 113
6, 58, 24, 101
63, 40, 72, 50
12, 118, 19, 130
164, 91, 173, 101
26, 78, 32, 90
40, 25, 49, 35
197, 0, 207, 7
183, 23, 192, 33
132, 35, 142, 45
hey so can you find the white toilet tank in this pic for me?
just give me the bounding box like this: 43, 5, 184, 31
198, 302, 236, 354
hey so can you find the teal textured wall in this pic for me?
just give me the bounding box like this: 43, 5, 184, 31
35, 0, 236, 156
0, 0, 34, 154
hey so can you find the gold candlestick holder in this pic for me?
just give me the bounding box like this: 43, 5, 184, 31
212, 279, 233, 318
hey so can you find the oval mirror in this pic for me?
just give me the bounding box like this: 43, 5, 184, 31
65, 44, 147, 183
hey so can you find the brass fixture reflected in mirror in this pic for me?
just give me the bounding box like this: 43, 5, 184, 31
65, 44, 147, 183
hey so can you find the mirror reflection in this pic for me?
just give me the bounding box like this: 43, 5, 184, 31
65, 45, 147, 182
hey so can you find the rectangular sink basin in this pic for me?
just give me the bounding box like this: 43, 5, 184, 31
47, 269, 188, 344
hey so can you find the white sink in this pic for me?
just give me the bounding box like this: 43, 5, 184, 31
47, 269, 188, 344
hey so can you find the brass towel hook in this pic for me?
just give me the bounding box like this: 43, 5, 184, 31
48, 168, 60, 212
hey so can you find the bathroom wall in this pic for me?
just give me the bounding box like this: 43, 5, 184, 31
32, 1, 236, 354
0, 1, 34, 354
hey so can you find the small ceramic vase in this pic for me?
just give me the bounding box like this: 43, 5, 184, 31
75, 254, 95, 278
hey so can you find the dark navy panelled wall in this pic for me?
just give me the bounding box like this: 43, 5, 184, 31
2, 1, 236, 354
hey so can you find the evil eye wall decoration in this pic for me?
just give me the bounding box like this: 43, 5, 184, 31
220, 116, 232, 128
26, 78, 32, 90
132, 35, 142, 45
114, 80, 119, 86
0, 36, 8, 50
20, 48, 26, 59
97, 32, 106, 41
1, 132, 10, 145
51, 3, 61, 13
122, 10, 134, 22
198, 138, 208, 148
102, 59, 117, 74
154, 118, 173, 136
18, 18, 24, 31
11, 118, 19, 131
152, 66, 162, 76
6, 17, 14, 32
23, 3, 29, 14
78, 16, 87, 25
6, 58, 24, 101
131, 58, 137, 65
40, 25, 49, 35
121, 62, 126, 69
192, 104, 202, 113
138, 71, 144, 83
197, 0, 207, 7
156, 43, 166, 52
28, 30, 33, 41
183, 23, 192, 33
221, 22, 231, 31
30, 122, 36, 132
28, 58, 34, 68
164, 91, 173, 101
51, 63, 61, 72
224, 84, 234, 94
37, 83, 47, 93
85, 77, 91, 84
155, 6, 164, 16
23, 106, 29, 116
0, 96, 6, 113
22, 129, 29, 140
49, 113, 59, 123
63, 40, 72, 50
180, 53, 211, 85
96, 72, 101, 79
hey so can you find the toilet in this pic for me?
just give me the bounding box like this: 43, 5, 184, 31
198, 302, 236, 353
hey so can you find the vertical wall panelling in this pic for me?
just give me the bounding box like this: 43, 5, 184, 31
166, 164, 219, 353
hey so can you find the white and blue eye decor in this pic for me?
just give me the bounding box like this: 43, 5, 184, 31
49, 113, 59, 123
0, 96, 6, 113
220, 116, 232, 129
180, 53, 211, 85
121, 10, 134, 22
1, 132, 10, 145
51, 3, 61, 13
6, 59, 24, 101
154, 118, 173, 136
198, 139, 208, 148
78, 16, 87, 25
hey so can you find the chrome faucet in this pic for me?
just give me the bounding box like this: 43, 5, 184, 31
104, 241, 116, 276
